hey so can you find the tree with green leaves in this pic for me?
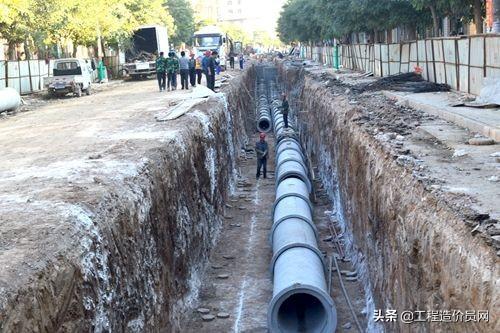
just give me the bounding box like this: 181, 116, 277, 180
0, 0, 175, 59
218, 22, 251, 45
278, 0, 481, 43
164, 0, 195, 47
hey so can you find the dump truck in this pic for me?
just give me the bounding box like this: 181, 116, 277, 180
123, 25, 169, 79
192, 26, 233, 70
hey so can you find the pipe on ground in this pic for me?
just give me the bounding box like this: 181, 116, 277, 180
268, 246, 337, 333
273, 178, 311, 212
257, 94, 272, 132
276, 148, 308, 175
0, 88, 21, 113
265, 78, 337, 331
258, 114, 272, 132
275, 160, 311, 193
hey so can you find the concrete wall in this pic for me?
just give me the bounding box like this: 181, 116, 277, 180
303, 34, 500, 95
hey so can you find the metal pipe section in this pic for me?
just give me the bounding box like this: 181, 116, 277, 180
0, 88, 21, 113
266, 75, 337, 333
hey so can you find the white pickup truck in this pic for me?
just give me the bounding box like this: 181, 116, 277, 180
44, 58, 93, 97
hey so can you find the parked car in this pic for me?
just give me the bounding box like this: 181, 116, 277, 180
44, 58, 93, 97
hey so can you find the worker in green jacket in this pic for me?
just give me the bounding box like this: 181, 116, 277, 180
156, 52, 166, 91
166, 51, 179, 91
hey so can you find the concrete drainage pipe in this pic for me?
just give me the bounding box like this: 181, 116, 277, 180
258, 114, 272, 132
270, 217, 322, 272
276, 149, 308, 174
276, 138, 303, 155
268, 246, 337, 333
0, 87, 21, 113
264, 76, 337, 332
272, 195, 315, 236
273, 178, 312, 212
257, 96, 272, 132
275, 160, 312, 193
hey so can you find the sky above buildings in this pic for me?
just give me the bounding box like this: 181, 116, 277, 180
190, 0, 286, 38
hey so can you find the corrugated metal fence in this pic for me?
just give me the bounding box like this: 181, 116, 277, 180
303, 34, 500, 95
0, 57, 115, 95
0, 60, 51, 94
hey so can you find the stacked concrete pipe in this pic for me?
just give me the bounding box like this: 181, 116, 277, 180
267, 84, 337, 332
257, 80, 272, 133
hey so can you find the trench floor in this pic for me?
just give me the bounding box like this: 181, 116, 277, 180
182, 135, 368, 332
183, 135, 276, 332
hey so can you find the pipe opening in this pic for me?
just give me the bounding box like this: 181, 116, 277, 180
277, 292, 327, 333
258, 118, 271, 132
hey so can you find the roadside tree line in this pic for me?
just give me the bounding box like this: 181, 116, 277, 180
0, 0, 199, 60
277, 0, 490, 44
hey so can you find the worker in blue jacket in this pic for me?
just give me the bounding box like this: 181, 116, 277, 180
255, 132, 268, 179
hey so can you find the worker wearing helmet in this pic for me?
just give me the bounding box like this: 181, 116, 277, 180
255, 132, 268, 179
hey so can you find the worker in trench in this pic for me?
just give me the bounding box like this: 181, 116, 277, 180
255, 132, 269, 179
281, 93, 289, 128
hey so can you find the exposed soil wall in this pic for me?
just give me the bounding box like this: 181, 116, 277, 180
278, 62, 498, 332
0, 70, 255, 332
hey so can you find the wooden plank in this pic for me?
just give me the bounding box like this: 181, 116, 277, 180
468, 36, 471, 94
455, 39, 460, 91
431, 39, 437, 83
441, 39, 447, 85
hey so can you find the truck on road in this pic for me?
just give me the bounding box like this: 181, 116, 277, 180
44, 58, 93, 97
192, 26, 233, 70
123, 25, 169, 79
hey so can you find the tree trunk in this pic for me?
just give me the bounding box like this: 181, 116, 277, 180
8, 42, 17, 60
24, 38, 32, 60
72, 43, 78, 58
473, 0, 484, 34
429, 5, 440, 37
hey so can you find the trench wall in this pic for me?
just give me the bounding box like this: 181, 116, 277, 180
278, 63, 498, 332
0, 69, 255, 332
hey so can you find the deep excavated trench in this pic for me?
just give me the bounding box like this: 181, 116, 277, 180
1, 61, 497, 333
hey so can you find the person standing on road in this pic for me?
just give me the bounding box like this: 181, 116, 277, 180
215, 55, 221, 75
166, 51, 179, 91
195, 55, 203, 85
239, 54, 244, 70
206, 51, 217, 91
281, 93, 289, 128
202, 51, 211, 86
155, 52, 166, 91
255, 132, 268, 179
188, 53, 197, 87
179, 51, 190, 90
229, 52, 235, 70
